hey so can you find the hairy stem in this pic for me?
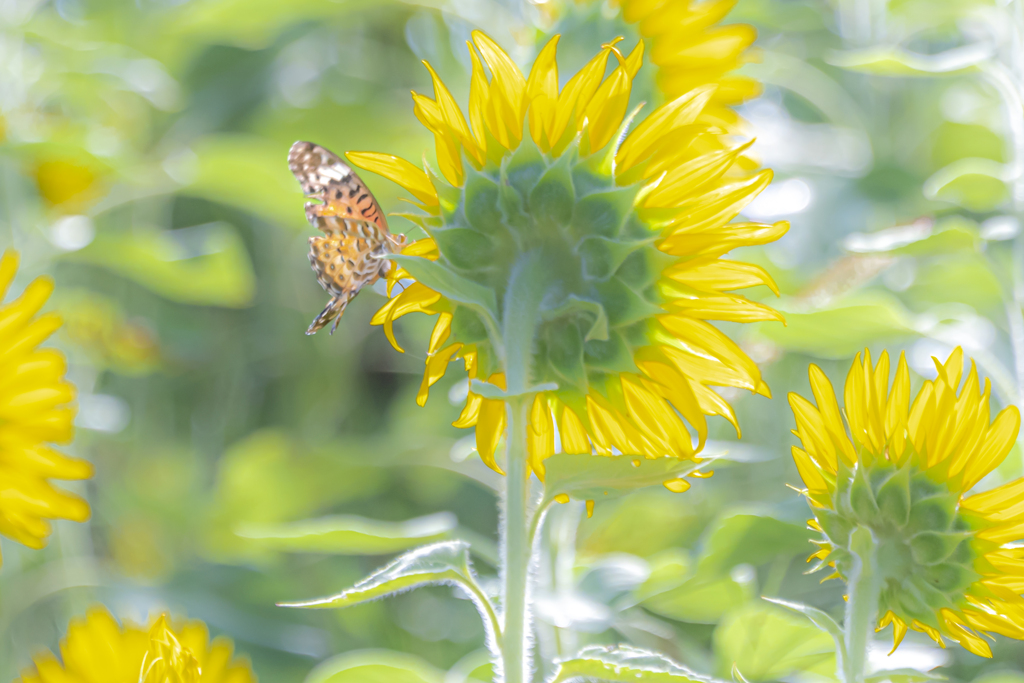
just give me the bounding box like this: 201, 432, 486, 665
499, 252, 549, 683
842, 526, 881, 683
502, 395, 531, 683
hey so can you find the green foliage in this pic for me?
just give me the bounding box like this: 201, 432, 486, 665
236, 512, 458, 555
281, 540, 482, 610
550, 645, 713, 683
305, 650, 444, 683
713, 603, 836, 681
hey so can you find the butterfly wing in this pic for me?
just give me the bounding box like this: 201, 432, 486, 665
288, 141, 388, 236
290, 141, 407, 335
306, 232, 388, 335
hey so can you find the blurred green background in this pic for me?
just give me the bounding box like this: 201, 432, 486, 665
2, 0, 1024, 680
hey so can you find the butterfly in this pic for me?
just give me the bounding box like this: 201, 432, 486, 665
288, 141, 407, 335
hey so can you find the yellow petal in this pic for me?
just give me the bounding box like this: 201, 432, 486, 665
428, 311, 454, 354
416, 343, 462, 407
549, 43, 614, 149
526, 35, 560, 150
664, 258, 779, 295
558, 402, 591, 454
472, 31, 527, 147
422, 61, 483, 165
0, 251, 18, 300
616, 85, 716, 173
527, 393, 554, 480
807, 364, 856, 467
961, 405, 1021, 491
476, 397, 506, 475
346, 151, 438, 207
466, 43, 491, 151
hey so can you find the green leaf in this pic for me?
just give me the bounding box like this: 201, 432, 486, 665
550, 645, 714, 683
864, 669, 946, 683
235, 512, 457, 555
542, 452, 720, 504
642, 572, 751, 624
63, 222, 256, 308
542, 295, 609, 342
696, 514, 815, 576
762, 597, 845, 659
280, 540, 476, 609
844, 221, 979, 257
390, 254, 498, 323
713, 602, 836, 681
203, 431, 389, 563
757, 293, 917, 359
306, 649, 444, 683
905, 254, 1003, 312
828, 44, 993, 76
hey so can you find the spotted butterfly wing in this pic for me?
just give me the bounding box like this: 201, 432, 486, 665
288, 141, 406, 335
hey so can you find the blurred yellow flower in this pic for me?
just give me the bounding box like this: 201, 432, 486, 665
348, 32, 785, 481
0, 250, 91, 565
34, 159, 103, 212
790, 348, 1024, 657
610, 0, 760, 129
16, 606, 256, 683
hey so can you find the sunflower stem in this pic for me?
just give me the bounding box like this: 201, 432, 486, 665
842, 526, 880, 683
499, 252, 550, 683
502, 395, 531, 683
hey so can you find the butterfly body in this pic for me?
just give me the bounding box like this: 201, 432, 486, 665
288, 141, 406, 335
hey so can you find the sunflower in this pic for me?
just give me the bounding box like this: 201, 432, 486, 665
16, 606, 256, 683
349, 32, 785, 483
0, 250, 91, 565
789, 347, 1024, 657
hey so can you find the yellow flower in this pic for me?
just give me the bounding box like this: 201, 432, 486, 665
16, 606, 256, 683
0, 250, 90, 564
608, 0, 760, 129
350, 32, 785, 482
790, 347, 1024, 657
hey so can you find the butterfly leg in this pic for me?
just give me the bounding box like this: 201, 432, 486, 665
306, 293, 352, 335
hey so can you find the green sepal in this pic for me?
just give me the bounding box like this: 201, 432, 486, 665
542, 294, 609, 342
570, 184, 639, 240
594, 277, 664, 327
578, 236, 649, 281
909, 530, 972, 566
430, 226, 494, 273
616, 245, 669, 291
906, 492, 957, 535
849, 463, 880, 524
584, 330, 640, 375
816, 508, 853, 548
498, 179, 530, 234
874, 465, 912, 529
529, 147, 576, 229
502, 138, 546, 197
462, 166, 505, 236
541, 320, 588, 393
919, 561, 976, 594
451, 306, 489, 344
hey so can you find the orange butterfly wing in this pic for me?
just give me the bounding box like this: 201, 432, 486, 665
288, 141, 405, 335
